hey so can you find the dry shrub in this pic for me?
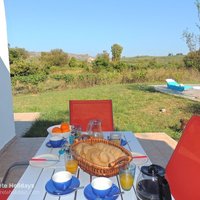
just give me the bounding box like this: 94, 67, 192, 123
146, 68, 200, 83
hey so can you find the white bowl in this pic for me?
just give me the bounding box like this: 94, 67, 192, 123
91, 177, 112, 197
52, 171, 72, 190
47, 124, 71, 137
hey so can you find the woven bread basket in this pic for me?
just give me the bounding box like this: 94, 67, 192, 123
70, 135, 133, 177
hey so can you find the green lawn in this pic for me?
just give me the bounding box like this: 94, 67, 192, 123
13, 83, 200, 140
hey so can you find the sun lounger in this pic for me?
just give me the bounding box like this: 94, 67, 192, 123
166, 79, 193, 91
193, 86, 200, 90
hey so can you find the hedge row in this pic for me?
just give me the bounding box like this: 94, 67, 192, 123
12, 68, 200, 94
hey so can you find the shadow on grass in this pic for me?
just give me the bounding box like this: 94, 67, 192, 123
169, 124, 181, 133
183, 103, 200, 115
168, 124, 182, 140
168, 103, 200, 140
126, 84, 157, 93
24, 111, 70, 137
24, 120, 61, 137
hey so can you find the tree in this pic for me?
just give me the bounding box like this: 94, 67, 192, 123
183, 1, 200, 70
111, 44, 123, 62
183, 1, 200, 52
93, 50, 110, 68
183, 51, 200, 70
40, 49, 69, 67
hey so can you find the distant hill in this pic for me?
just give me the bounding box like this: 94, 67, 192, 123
68, 53, 94, 61
28, 51, 95, 61
29, 51, 41, 57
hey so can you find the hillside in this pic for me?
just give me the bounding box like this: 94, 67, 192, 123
28, 51, 95, 61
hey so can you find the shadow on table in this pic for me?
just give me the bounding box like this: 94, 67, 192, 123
136, 138, 175, 168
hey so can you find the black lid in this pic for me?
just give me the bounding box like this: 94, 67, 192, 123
141, 164, 165, 177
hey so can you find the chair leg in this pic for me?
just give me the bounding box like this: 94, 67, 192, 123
1, 161, 29, 184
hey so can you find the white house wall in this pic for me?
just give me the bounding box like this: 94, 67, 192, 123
0, 0, 15, 150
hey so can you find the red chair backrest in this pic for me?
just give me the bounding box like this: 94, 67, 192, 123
165, 115, 200, 200
69, 100, 114, 131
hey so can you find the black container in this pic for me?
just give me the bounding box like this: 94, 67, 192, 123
136, 164, 172, 200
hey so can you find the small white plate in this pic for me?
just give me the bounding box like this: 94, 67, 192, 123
29, 154, 59, 168
47, 124, 71, 138
131, 152, 149, 165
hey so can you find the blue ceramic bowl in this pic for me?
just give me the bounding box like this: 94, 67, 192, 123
91, 177, 113, 198
49, 136, 63, 147
52, 171, 72, 191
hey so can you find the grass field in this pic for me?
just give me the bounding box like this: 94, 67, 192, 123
13, 83, 200, 140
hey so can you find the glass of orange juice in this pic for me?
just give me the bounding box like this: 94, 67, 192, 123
110, 133, 121, 145
119, 163, 136, 191
64, 154, 78, 174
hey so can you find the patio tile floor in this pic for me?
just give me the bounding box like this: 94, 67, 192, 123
0, 113, 45, 184
0, 138, 45, 184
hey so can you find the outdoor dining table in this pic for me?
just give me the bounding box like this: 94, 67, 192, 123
7, 131, 150, 200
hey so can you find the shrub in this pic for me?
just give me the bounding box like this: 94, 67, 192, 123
40, 49, 69, 67
63, 74, 74, 83
12, 73, 47, 85
93, 51, 110, 68
131, 70, 147, 82
51, 74, 75, 83
69, 57, 78, 68
111, 62, 127, 72
9, 47, 29, 64
183, 51, 200, 71
10, 59, 39, 77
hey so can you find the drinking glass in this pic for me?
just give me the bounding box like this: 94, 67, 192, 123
87, 119, 103, 138
69, 124, 82, 144
64, 154, 78, 174
110, 133, 121, 145
119, 163, 136, 191
74, 125, 82, 137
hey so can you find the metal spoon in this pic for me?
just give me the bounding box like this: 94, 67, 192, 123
111, 191, 124, 197
95, 191, 124, 199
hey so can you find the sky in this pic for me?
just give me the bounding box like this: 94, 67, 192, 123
4, 0, 199, 57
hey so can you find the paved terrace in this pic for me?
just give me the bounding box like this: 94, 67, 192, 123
154, 85, 200, 102
0, 113, 177, 184
0, 113, 45, 184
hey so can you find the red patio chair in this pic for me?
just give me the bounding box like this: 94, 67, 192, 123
69, 100, 114, 131
165, 115, 200, 200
